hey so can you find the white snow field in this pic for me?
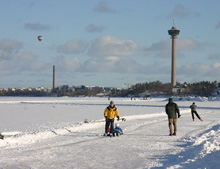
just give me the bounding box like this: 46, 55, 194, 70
0, 97, 220, 169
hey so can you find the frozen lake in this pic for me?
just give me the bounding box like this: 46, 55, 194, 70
0, 96, 220, 168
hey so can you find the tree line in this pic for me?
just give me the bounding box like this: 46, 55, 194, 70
0, 81, 219, 97
123, 81, 219, 97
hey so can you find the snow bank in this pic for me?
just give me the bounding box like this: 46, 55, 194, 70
158, 124, 220, 169
191, 124, 220, 158
164, 96, 220, 102
0, 121, 104, 148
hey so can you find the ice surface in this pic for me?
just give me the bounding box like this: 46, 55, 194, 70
0, 97, 220, 168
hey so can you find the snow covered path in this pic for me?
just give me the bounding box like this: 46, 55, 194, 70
0, 97, 220, 168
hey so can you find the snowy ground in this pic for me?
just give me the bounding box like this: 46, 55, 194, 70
0, 97, 220, 169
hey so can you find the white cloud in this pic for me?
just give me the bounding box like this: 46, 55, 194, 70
145, 40, 170, 51
169, 4, 199, 19
171, 4, 190, 19
58, 40, 87, 54
0, 39, 23, 60
216, 21, 220, 29
0, 40, 47, 75
88, 36, 138, 57
13, 52, 36, 62
85, 24, 106, 33
213, 63, 220, 69
28, 61, 47, 71
29, 1, 36, 8
82, 57, 116, 72
177, 39, 202, 50
0, 50, 9, 60
0, 60, 13, 75
54, 56, 81, 72
144, 39, 203, 52
13, 52, 47, 72
208, 53, 220, 60
93, 1, 115, 13
178, 63, 220, 80
105, 56, 120, 62
0, 39, 23, 51
116, 58, 143, 73
24, 23, 51, 31
82, 57, 144, 74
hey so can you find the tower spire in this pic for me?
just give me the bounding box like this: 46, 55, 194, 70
168, 20, 180, 94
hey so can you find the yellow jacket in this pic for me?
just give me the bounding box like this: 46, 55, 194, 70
104, 106, 119, 120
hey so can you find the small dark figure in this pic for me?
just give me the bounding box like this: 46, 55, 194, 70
0, 133, 4, 140
165, 98, 181, 136
190, 102, 202, 121
114, 123, 123, 136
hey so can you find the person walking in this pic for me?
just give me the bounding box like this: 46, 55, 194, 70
104, 101, 120, 137
0, 133, 4, 140
165, 98, 181, 136
190, 102, 202, 121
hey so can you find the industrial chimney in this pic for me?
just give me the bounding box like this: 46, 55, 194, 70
53, 65, 55, 90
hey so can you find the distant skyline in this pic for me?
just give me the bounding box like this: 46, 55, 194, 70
0, 0, 220, 88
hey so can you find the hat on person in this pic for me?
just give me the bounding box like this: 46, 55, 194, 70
115, 123, 120, 128
110, 100, 114, 105
169, 98, 173, 102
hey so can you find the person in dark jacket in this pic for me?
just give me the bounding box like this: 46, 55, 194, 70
165, 98, 181, 136
0, 133, 4, 140
190, 102, 202, 121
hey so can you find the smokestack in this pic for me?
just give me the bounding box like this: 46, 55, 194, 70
53, 65, 55, 90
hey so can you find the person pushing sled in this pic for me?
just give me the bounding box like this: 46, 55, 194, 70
104, 100, 121, 137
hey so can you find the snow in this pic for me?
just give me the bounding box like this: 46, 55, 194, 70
0, 97, 220, 168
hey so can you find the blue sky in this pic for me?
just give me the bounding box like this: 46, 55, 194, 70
0, 0, 220, 88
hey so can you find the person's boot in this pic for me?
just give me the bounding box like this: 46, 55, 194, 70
169, 133, 173, 136
172, 132, 176, 136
